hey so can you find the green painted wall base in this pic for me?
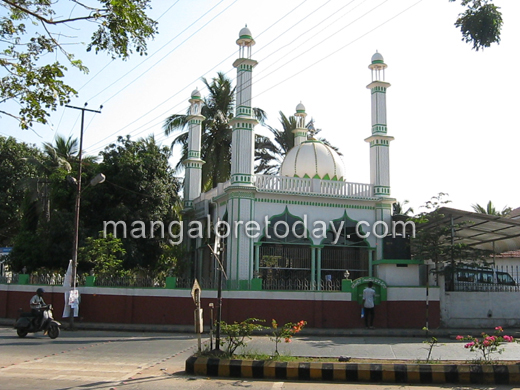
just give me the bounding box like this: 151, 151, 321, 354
85, 276, 96, 287
18, 274, 29, 285
251, 278, 262, 291
165, 277, 177, 289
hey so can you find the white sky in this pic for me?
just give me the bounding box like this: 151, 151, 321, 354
2, 0, 520, 214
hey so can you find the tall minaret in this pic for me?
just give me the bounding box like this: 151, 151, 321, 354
293, 102, 307, 146
364, 51, 394, 197
183, 88, 205, 209
229, 26, 258, 186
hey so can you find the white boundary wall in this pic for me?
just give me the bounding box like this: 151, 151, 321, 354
441, 291, 520, 328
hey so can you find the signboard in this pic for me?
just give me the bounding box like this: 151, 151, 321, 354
0, 247, 12, 256
69, 289, 79, 308
191, 279, 201, 305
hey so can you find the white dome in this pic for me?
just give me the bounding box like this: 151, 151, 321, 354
295, 102, 306, 113
191, 88, 201, 98
239, 26, 253, 39
280, 140, 345, 181
371, 51, 384, 64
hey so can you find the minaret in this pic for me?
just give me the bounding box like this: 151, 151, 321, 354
293, 102, 307, 146
229, 26, 258, 186
183, 88, 205, 209
364, 51, 394, 197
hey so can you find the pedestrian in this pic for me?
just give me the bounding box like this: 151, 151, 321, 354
362, 281, 376, 329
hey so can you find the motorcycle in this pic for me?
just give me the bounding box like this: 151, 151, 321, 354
14, 304, 61, 339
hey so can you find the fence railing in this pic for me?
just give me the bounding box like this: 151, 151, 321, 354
94, 275, 165, 288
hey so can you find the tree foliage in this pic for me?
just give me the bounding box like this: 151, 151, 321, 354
79, 232, 126, 277
471, 200, 511, 217
410, 193, 490, 270
8, 134, 182, 274
451, 0, 503, 51
257, 111, 341, 175
0, 136, 42, 246
0, 0, 157, 129
163, 72, 267, 190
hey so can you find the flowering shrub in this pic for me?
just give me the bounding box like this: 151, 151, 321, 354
218, 318, 266, 356
456, 326, 515, 362
270, 319, 307, 356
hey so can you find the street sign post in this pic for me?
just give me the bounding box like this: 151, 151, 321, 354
192, 279, 203, 351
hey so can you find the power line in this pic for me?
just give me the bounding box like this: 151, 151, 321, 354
87, 0, 234, 104
85, 0, 321, 153
255, 0, 425, 100
75, 1, 181, 93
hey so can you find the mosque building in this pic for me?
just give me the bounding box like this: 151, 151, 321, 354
180, 27, 436, 328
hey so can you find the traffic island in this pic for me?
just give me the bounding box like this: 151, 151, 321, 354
185, 356, 520, 384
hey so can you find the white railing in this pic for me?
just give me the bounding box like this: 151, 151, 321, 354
255, 175, 312, 193
255, 175, 374, 198
320, 180, 373, 198
198, 176, 375, 201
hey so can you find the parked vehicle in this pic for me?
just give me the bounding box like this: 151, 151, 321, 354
14, 304, 61, 339
445, 265, 516, 291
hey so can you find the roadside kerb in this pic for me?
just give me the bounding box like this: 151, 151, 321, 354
185, 356, 519, 384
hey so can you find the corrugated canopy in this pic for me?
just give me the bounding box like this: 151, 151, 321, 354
417, 207, 520, 253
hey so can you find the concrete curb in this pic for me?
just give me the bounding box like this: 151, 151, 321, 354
185, 356, 520, 384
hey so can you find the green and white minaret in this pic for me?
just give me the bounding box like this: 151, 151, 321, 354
183, 88, 205, 209
293, 102, 307, 146
364, 51, 394, 197
229, 26, 258, 186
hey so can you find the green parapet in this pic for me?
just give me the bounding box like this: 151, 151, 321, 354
85, 275, 96, 287
18, 274, 29, 285
251, 278, 262, 291
341, 279, 352, 292
165, 277, 177, 289
239, 280, 250, 290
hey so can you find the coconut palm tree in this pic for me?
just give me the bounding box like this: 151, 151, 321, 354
163, 72, 267, 190
255, 111, 341, 175
471, 201, 511, 217
393, 200, 414, 216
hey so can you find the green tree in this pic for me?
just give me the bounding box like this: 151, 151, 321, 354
0, 0, 157, 129
163, 72, 268, 190
0, 136, 42, 246
393, 200, 414, 216
84, 135, 181, 270
256, 111, 341, 175
450, 0, 503, 51
79, 232, 126, 277
471, 200, 511, 217
410, 193, 490, 288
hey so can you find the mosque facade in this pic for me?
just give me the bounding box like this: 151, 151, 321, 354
180, 27, 436, 328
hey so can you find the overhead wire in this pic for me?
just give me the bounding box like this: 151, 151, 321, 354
153, 0, 423, 149
85, 0, 311, 154
75, 0, 181, 93
255, 0, 425, 100
87, 0, 234, 104
87, 0, 424, 156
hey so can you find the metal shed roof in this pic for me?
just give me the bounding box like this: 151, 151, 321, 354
417, 207, 520, 253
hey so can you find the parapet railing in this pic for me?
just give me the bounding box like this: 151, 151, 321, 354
198, 175, 375, 200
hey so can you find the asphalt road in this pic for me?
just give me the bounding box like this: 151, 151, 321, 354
1, 326, 519, 390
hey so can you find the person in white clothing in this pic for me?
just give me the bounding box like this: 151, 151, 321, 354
29, 288, 46, 327
362, 281, 376, 329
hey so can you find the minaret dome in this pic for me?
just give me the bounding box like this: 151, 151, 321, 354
368, 51, 387, 81
191, 88, 201, 99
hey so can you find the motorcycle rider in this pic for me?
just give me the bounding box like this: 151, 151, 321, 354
30, 288, 46, 327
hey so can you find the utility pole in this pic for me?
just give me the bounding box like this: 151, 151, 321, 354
65, 103, 101, 329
